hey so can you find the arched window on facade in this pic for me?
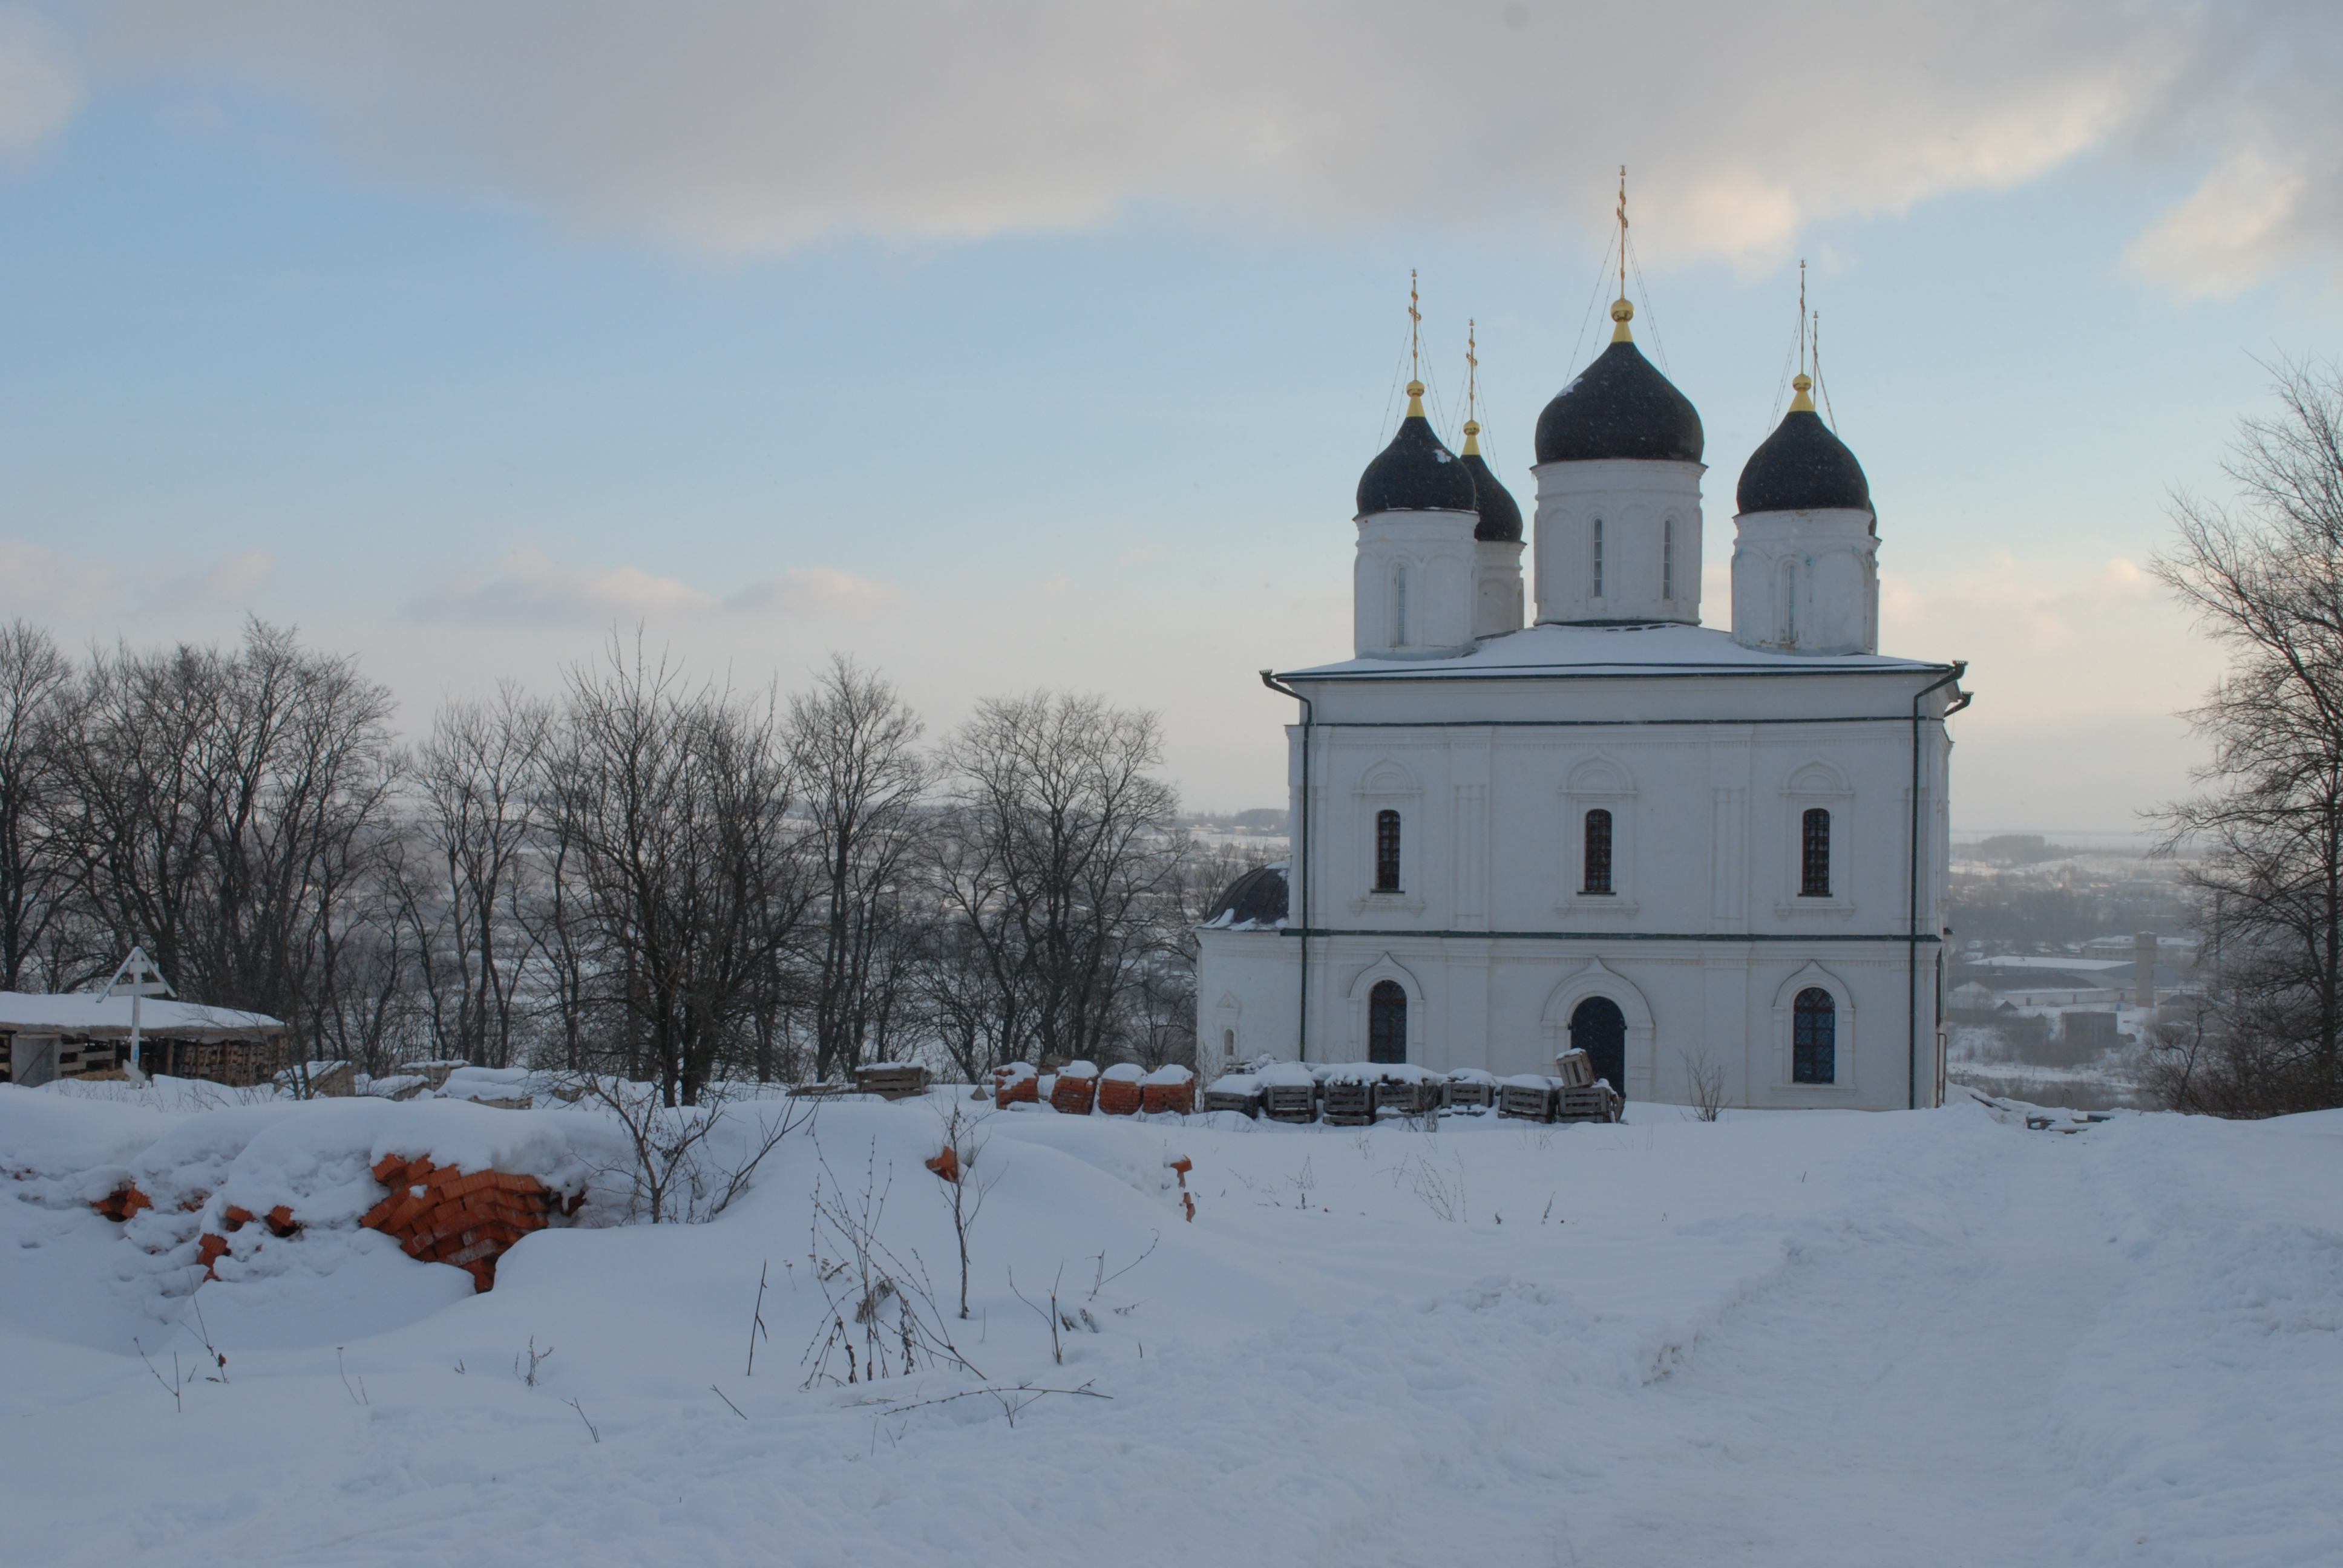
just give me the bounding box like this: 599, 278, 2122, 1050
1793, 987, 1836, 1083
1801, 808, 1831, 897
1375, 809, 1402, 892
1582, 808, 1613, 894
1591, 519, 1606, 599
1369, 980, 1407, 1064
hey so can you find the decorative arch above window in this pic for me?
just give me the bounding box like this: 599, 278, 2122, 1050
1772, 962, 1854, 1093
1778, 760, 1855, 917
1559, 754, 1637, 915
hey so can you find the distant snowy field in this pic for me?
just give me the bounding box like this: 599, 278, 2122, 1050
4, 1085, 2338, 1567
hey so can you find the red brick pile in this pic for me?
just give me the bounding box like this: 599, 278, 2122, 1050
993, 1063, 1039, 1108
92, 1185, 154, 1223
1050, 1068, 1096, 1116
358, 1154, 574, 1292
1141, 1073, 1195, 1115
1096, 1074, 1144, 1116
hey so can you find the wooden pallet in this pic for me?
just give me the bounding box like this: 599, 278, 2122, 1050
1262, 1083, 1318, 1123
1374, 1080, 1443, 1117
1443, 1080, 1495, 1109
1558, 1083, 1622, 1123
1322, 1082, 1375, 1126
1498, 1082, 1558, 1122
1202, 1088, 1260, 1118
853, 1064, 931, 1100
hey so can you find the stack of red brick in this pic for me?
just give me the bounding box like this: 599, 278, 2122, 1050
92, 1184, 153, 1223
358, 1154, 574, 1292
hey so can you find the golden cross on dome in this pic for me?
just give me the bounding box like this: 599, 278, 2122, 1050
1611, 166, 1635, 343
1406, 269, 1426, 417
1463, 319, 1483, 456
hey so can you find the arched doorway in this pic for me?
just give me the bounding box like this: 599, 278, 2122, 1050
1368, 980, 1407, 1063
1568, 996, 1627, 1098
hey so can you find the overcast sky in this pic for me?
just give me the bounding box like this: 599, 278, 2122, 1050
4, 1, 2341, 832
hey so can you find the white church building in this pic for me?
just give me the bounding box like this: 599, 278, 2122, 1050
1196, 290, 1970, 1111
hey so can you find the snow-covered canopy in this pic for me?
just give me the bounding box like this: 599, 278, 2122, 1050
0, 991, 284, 1041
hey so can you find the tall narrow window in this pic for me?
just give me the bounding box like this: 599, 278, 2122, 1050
1662, 518, 1676, 601
1591, 519, 1605, 599
1369, 981, 1407, 1064
1582, 808, 1613, 894
1793, 988, 1836, 1083
1394, 566, 1409, 646
1375, 809, 1401, 892
1801, 808, 1831, 897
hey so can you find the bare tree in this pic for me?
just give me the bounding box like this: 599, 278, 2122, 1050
409, 685, 551, 1066
67, 619, 401, 1046
540, 634, 808, 1105
2151, 356, 2343, 1114
785, 656, 930, 1080
935, 693, 1179, 1069
0, 621, 82, 990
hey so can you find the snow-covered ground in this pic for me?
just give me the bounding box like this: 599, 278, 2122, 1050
4, 1084, 2338, 1566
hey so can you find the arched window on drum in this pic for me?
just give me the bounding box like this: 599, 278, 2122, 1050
1793, 987, 1836, 1084
1374, 809, 1402, 892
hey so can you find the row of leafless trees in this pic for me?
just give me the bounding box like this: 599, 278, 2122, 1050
0, 622, 1267, 1103
2148, 357, 2343, 1116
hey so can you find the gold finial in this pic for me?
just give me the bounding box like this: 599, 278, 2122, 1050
1611, 166, 1634, 342
1461, 419, 1481, 456
1790, 371, 1815, 413
1406, 378, 1426, 417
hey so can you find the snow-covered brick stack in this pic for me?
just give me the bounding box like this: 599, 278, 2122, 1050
359, 1154, 572, 1292
992, 1060, 1039, 1108
1050, 1060, 1098, 1115
1096, 1063, 1145, 1116
1141, 1064, 1194, 1114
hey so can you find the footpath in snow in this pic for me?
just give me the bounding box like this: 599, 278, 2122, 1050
2, 1083, 2338, 1567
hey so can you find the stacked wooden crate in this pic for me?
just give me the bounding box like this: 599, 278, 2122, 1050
852, 1063, 931, 1100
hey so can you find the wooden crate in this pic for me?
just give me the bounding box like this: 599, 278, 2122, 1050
1321, 1082, 1375, 1126
1202, 1087, 1260, 1118
1498, 1082, 1559, 1122
853, 1064, 931, 1100
1262, 1083, 1318, 1123
1558, 1083, 1622, 1123
1374, 1079, 1443, 1117
1444, 1080, 1495, 1109
1553, 1049, 1595, 1089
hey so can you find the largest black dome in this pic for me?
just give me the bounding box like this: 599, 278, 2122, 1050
1357, 396, 1476, 517
1534, 340, 1704, 465
1737, 408, 1871, 514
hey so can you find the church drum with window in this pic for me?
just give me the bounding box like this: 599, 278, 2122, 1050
1194, 283, 1967, 1111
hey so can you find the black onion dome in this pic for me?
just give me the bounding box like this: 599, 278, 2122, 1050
1356, 411, 1476, 517
1534, 341, 1704, 465
1736, 408, 1872, 514
1203, 863, 1288, 929
1461, 452, 1521, 541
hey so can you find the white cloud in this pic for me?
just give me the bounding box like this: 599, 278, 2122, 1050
405, 546, 898, 627
194, 547, 275, 603
0, 9, 77, 158
91, 1, 2343, 287
0, 537, 121, 615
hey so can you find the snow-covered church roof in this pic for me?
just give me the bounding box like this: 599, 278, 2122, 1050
1279, 621, 1951, 683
